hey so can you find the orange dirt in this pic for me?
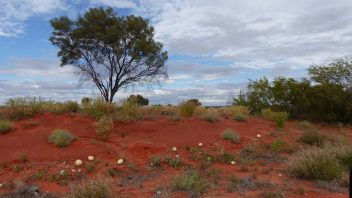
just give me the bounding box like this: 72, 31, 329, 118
0, 113, 350, 197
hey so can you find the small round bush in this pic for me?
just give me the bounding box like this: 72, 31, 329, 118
201, 109, 219, 123
96, 116, 113, 141
298, 130, 325, 147
234, 113, 248, 122
178, 101, 197, 118
48, 129, 75, 147
0, 120, 13, 134
288, 148, 342, 181
68, 177, 114, 198
221, 129, 241, 144
273, 112, 288, 129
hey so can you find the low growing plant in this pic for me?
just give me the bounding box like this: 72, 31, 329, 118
48, 129, 76, 147
0, 120, 13, 134
171, 171, 209, 196
178, 101, 197, 118
96, 116, 113, 141
221, 128, 241, 144
298, 130, 325, 147
67, 176, 114, 198
234, 113, 248, 121
201, 109, 219, 123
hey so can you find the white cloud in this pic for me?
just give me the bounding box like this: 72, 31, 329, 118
91, 0, 136, 8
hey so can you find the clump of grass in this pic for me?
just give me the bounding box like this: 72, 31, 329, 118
288, 148, 342, 181
221, 128, 241, 144
201, 109, 219, 123
234, 113, 248, 121
218, 150, 235, 164
149, 155, 161, 167
297, 130, 325, 147
259, 191, 285, 198
116, 99, 140, 121
164, 156, 181, 168
269, 139, 284, 153
48, 129, 76, 147
227, 175, 274, 192
17, 153, 28, 163
261, 108, 274, 120
221, 105, 250, 118
273, 112, 288, 129
0, 120, 13, 134
178, 101, 197, 118
96, 116, 113, 141
67, 176, 114, 198
171, 171, 209, 196
84, 99, 116, 120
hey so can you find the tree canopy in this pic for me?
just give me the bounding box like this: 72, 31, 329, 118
50, 7, 168, 102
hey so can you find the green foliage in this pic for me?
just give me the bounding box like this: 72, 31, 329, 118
149, 155, 161, 167
164, 156, 181, 168
269, 139, 284, 153
218, 151, 235, 164
221, 129, 241, 144
48, 129, 75, 147
261, 108, 274, 120
96, 116, 113, 141
298, 130, 325, 147
178, 101, 197, 118
50, 7, 168, 102
126, 95, 149, 106
201, 109, 219, 123
171, 171, 209, 195
273, 111, 288, 129
84, 99, 116, 119
0, 120, 13, 134
234, 113, 248, 121
288, 148, 342, 181
187, 99, 202, 106
68, 177, 114, 198
115, 99, 140, 121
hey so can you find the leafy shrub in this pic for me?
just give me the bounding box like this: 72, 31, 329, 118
171, 171, 209, 195
288, 148, 342, 181
84, 99, 116, 119
221, 105, 250, 118
326, 144, 352, 169
201, 109, 219, 123
261, 108, 274, 120
234, 113, 248, 121
298, 130, 325, 147
164, 156, 181, 168
221, 129, 240, 143
218, 150, 235, 164
273, 112, 288, 129
96, 116, 113, 141
67, 177, 114, 198
269, 139, 284, 153
63, 101, 80, 113
178, 101, 197, 118
48, 129, 75, 147
126, 94, 149, 106
0, 120, 13, 134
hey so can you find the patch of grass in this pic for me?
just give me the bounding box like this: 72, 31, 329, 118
13, 165, 22, 173
288, 148, 342, 181
87, 164, 95, 173
201, 109, 219, 123
178, 101, 197, 118
106, 168, 121, 177
149, 155, 161, 167
48, 129, 76, 147
164, 155, 181, 168
234, 113, 248, 121
96, 116, 113, 141
17, 153, 28, 163
227, 175, 275, 192
0, 120, 13, 134
258, 191, 285, 198
221, 105, 250, 118
171, 171, 209, 196
67, 176, 114, 198
269, 139, 285, 153
218, 150, 235, 164
261, 108, 274, 120
273, 112, 288, 129
221, 128, 241, 143
297, 130, 325, 147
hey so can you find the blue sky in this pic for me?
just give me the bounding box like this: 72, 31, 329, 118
1, 0, 352, 105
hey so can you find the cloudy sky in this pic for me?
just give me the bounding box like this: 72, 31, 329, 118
1, 0, 352, 105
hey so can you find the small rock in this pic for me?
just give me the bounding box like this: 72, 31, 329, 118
0, 183, 3, 188
172, 147, 177, 152
198, 143, 203, 147
117, 159, 124, 165
256, 134, 261, 138
156, 191, 161, 195
231, 161, 236, 165
75, 159, 83, 166
278, 173, 283, 177
175, 154, 179, 158
88, 156, 94, 161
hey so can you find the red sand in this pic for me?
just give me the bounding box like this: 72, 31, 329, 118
0, 113, 350, 197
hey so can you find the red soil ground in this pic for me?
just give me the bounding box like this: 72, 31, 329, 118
0, 113, 350, 197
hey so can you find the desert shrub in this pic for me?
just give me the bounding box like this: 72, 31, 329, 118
218, 150, 235, 164
67, 176, 114, 198
171, 171, 209, 195
149, 155, 161, 167
194, 106, 206, 117
0, 120, 13, 134
81, 97, 91, 108
298, 130, 325, 147
186, 99, 202, 106
273, 112, 288, 129
269, 139, 284, 153
178, 101, 197, 118
96, 116, 113, 141
227, 175, 275, 192
63, 101, 80, 113
288, 148, 342, 181
201, 109, 219, 123
259, 191, 285, 198
83, 99, 116, 119
48, 129, 75, 147
234, 113, 248, 121
126, 94, 149, 106
261, 108, 274, 120
221, 105, 250, 118
326, 144, 352, 170
164, 156, 181, 168
221, 129, 241, 144
299, 121, 315, 130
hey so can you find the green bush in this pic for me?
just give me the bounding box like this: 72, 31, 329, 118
298, 130, 325, 147
269, 139, 284, 153
96, 116, 113, 141
326, 144, 352, 169
171, 171, 209, 195
178, 101, 197, 118
261, 108, 274, 121
126, 94, 149, 106
288, 148, 342, 181
221, 129, 241, 144
234, 113, 248, 121
48, 129, 75, 147
68, 177, 114, 198
273, 112, 288, 129
0, 120, 13, 134
84, 99, 116, 119
218, 151, 235, 164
